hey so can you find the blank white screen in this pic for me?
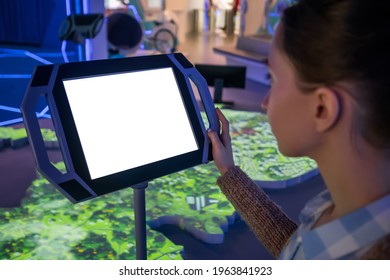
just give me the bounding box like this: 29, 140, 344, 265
63, 67, 198, 180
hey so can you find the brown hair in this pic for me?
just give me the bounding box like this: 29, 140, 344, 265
280, 0, 390, 149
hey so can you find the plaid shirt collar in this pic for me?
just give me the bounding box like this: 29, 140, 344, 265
280, 190, 390, 259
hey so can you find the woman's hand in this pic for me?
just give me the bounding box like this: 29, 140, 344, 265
207, 108, 235, 175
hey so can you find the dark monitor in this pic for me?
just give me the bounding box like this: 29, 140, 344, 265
21, 53, 219, 203
195, 64, 246, 105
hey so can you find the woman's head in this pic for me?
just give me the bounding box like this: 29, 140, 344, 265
264, 0, 390, 153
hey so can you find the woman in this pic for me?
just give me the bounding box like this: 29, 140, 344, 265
208, 0, 390, 259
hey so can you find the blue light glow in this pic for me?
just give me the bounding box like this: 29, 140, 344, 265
0, 48, 53, 126
0, 74, 31, 79
0, 105, 21, 113
0, 118, 24, 127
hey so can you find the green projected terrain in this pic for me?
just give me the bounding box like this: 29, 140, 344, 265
0, 109, 317, 259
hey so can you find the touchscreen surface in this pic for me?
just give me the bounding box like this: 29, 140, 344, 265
63, 67, 198, 180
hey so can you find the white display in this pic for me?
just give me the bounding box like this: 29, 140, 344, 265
63, 67, 198, 180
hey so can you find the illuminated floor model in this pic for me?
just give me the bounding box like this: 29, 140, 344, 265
0, 108, 318, 260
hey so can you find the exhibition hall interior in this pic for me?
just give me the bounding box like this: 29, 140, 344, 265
0, 0, 326, 260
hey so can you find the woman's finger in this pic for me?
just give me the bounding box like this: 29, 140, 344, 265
207, 129, 222, 149
216, 108, 231, 145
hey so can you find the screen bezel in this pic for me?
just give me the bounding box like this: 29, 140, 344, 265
52, 55, 205, 196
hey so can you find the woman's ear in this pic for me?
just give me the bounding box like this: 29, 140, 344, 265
312, 87, 341, 132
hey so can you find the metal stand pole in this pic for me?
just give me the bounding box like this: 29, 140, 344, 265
132, 182, 148, 260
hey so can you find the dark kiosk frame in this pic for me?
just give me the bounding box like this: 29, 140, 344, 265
21, 53, 218, 259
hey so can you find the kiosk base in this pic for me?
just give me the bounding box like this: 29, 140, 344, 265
132, 182, 148, 260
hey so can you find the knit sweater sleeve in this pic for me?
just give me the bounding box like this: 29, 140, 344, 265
217, 166, 298, 258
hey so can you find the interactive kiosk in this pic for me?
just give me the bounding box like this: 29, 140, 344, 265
21, 53, 219, 259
